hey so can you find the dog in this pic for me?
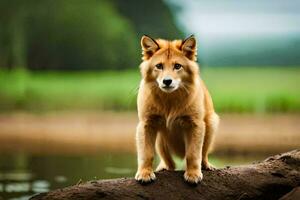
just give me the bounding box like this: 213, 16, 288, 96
135, 35, 219, 184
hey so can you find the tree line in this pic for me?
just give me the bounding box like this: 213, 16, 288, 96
0, 0, 182, 70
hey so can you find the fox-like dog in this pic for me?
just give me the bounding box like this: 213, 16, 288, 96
135, 35, 219, 184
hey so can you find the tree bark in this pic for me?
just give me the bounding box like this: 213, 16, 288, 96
31, 150, 300, 200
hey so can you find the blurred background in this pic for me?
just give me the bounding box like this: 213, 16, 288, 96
0, 0, 299, 199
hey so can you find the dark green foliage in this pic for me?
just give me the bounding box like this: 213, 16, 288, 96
0, 0, 182, 70
113, 0, 183, 39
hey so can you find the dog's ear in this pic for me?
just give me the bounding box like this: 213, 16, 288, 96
141, 35, 160, 60
181, 35, 197, 61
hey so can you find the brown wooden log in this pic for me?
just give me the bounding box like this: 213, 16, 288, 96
31, 150, 300, 200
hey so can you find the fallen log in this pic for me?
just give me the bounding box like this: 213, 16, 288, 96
31, 150, 300, 200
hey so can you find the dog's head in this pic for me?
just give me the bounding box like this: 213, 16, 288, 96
140, 35, 199, 93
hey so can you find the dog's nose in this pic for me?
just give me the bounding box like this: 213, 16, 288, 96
163, 78, 172, 86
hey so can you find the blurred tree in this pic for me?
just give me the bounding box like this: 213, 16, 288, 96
113, 0, 183, 39
26, 0, 139, 70
0, 0, 182, 70
0, 0, 29, 69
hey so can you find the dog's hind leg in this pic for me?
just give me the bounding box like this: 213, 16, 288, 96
202, 113, 219, 170
155, 133, 175, 171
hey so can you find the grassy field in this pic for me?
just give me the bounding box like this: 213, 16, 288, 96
0, 67, 299, 113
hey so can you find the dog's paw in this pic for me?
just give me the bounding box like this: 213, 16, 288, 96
135, 169, 156, 184
202, 162, 216, 171
184, 169, 203, 185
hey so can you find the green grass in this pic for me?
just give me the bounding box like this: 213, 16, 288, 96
202, 67, 300, 113
0, 67, 299, 113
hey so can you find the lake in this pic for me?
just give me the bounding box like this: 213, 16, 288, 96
0, 152, 267, 200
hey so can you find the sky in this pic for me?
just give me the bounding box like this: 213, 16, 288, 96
165, 0, 300, 38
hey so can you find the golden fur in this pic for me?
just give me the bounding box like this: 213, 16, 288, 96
135, 35, 219, 184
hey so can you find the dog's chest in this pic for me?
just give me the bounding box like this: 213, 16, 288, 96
151, 114, 194, 132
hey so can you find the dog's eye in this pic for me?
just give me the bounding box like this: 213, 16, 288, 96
155, 63, 163, 70
174, 63, 182, 70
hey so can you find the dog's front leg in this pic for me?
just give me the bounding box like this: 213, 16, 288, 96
184, 122, 205, 184
135, 121, 157, 183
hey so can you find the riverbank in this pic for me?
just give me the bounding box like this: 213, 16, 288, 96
0, 112, 299, 155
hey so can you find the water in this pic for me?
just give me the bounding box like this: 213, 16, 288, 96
0, 152, 265, 200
